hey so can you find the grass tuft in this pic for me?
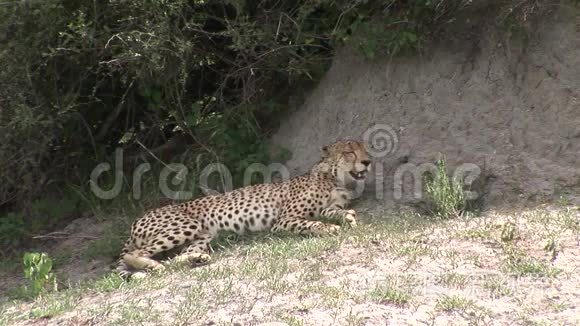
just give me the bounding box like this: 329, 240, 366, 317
368, 286, 412, 306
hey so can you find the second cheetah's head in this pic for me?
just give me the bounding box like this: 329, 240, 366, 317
314, 140, 371, 182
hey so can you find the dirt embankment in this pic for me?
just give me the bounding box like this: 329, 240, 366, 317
271, 5, 580, 209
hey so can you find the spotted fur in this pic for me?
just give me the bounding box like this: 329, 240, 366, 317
117, 140, 371, 277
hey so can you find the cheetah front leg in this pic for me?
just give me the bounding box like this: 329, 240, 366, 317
172, 232, 213, 266
271, 214, 341, 236
320, 188, 357, 227
123, 248, 166, 272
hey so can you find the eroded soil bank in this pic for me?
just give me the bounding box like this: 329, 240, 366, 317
271, 5, 580, 209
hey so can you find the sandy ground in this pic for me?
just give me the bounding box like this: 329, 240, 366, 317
1, 204, 578, 326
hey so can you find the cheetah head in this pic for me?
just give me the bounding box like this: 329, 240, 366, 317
314, 140, 371, 182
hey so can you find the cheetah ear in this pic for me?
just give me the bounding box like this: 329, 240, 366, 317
321, 146, 329, 157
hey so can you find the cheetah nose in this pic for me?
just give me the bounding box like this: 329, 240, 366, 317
361, 160, 371, 167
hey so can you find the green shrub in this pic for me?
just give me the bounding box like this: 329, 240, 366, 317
5, 0, 532, 246
28, 193, 84, 232
0, 213, 26, 253
0, 193, 83, 256
0, 0, 477, 211
84, 219, 130, 261
424, 159, 466, 218
21, 252, 57, 298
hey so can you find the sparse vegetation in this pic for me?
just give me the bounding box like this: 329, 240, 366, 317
0, 193, 84, 256
20, 252, 57, 298
83, 217, 131, 261
503, 246, 562, 278
0, 213, 26, 252
437, 272, 468, 288
482, 276, 513, 298
424, 158, 468, 218
0, 206, 577, 325
437, 295, 492, 324
368, 285, 412, 306
436, 294, 476, 313
501, 222, 518, 242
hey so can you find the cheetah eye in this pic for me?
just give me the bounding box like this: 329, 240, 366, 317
343, 151, 356, 161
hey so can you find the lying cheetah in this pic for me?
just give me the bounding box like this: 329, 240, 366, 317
117, 140, 371, 277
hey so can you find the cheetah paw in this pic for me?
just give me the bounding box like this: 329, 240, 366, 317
344, 209, 357, 227
174, 253, 212, 266
130, 271, 149, 280
327, 224, 342, 234
312, 223, 341, 236
152, 262, 166, 271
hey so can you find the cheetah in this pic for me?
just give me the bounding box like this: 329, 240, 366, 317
116, 140, 371, 277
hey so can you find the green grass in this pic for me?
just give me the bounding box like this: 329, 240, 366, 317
503, 246, 562, 277
27, 291, 79, 319
435, 294, 491, 324
458, 228, 493, 240
51, 249, 73, 268
437, 272, 468, 288
516, 311, 551, 326
546, 298, 570, 313
368, 285, 412, 306
436, 294, 476, 313
171, 284, 209, 324
83, 217, 132, 261
344, 310, 365, 326
505, 258, 562, 277
300, 283, 359, 308
91, 273, 127, 292
276, 312, 305, 326
424, 158, 467, 219
482, 276, 513, 297
2, 216, 415, 320
113, 298, 164, 324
